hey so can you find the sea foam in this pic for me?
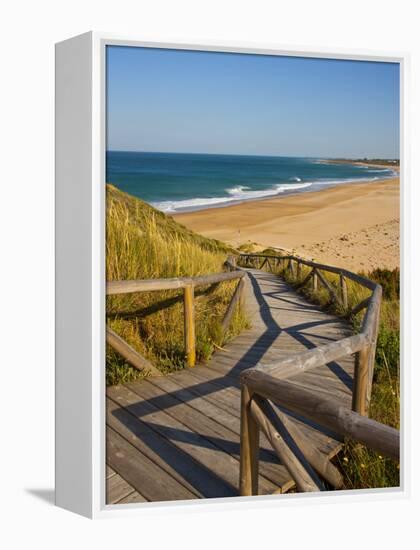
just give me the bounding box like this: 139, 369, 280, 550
153, 181, 312, 213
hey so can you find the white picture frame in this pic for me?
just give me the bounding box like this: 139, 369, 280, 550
55, 31, 409, 519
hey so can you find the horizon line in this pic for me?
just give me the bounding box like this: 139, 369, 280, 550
106, 149, 399, 160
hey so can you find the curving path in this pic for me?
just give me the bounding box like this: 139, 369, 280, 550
106, 268, 355, 504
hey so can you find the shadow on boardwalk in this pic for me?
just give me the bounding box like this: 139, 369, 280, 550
106, 267, 355, 503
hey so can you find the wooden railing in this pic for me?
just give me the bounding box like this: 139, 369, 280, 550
239, 373, 400, 494
238, 253, 382, 416
106, 257, 245, 373
237, 252, 398, 495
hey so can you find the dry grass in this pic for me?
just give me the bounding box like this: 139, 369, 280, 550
106, 185, 248, 385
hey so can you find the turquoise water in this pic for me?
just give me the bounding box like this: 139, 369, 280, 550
106, 151, 396, 213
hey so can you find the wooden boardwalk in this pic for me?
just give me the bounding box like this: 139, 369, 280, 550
106, 267, 355, 504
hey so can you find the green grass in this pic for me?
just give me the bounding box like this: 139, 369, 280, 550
248, 256, 400, 490
106, 185, 248, 385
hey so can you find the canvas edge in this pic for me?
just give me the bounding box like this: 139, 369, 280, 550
55, 30, 94, 518
55, 31, 410, 519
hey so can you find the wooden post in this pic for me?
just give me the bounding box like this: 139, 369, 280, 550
242, 369, 399, 461
365, 306, 381, 411
222, 278, 245, 332
184, 284, 196, 367
288, 259, 296, 278
340, 274, 348, 309
312, 269, 318, 291
352, 345, 370, 415
239, 385, 259, 496
297, 261, 302, 280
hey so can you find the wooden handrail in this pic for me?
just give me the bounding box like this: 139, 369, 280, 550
242, 370, 399, 460
107, 268, 245, 295
239, 371, 399, 495
251, 333, 368, 379
237, 252, 382, 415
239, 253, 378, 291
107, 264, 246, 371
236, 251, 391, 495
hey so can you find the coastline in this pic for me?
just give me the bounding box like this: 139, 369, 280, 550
173, 175, 400, 272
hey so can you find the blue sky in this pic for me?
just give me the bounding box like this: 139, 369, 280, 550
106, 46, 400, 158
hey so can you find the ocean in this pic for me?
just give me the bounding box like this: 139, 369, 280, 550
106, 151, 397, 214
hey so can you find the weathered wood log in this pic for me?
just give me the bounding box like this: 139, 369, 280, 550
239, 254, 378, 291
316, 268, 341, 306
221, 278, 245, 332
184, 285, 196, 367
249, 396, 324, 492
107, 277, 190, 294
352, 345, 370, 416
298, 267, 315, 289
272, 405, 344, 488
340, 274, 348, 309
312, 269, 318, 291
241, 371, 399, 461
361, 286, 382, 342
239, 385, 260, 496
193, 270, 245, 288
365, 302, 381, 411
258, 333, 367, 379
106, 327, 161, 376
288, 259, 296, 278
107, 269, 245, 295
350, 297, 371, 318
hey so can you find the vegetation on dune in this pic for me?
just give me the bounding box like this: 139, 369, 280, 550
107, 187, 399, 490
255, 257, 400, 490
338, 268, 400, 490
106, 185, 248, 385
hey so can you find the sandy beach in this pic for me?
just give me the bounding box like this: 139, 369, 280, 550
174, 175, 400, 272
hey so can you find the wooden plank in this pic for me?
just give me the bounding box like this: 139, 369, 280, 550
106, 465, 116, 479
146, 373, 296, 488
125, 379, 289, 492
107, 427, 197, 502
107, 397, 236, 498
118, 491, 147, 504
171, 367, 341, 458
107, 384, 275, 495
107, 471, 138, 504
